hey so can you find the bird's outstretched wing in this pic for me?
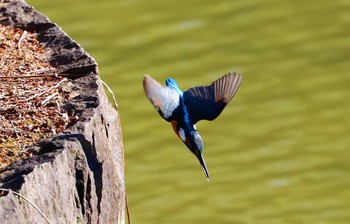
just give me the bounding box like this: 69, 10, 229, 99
183, 72, 242, 124
143, 74, 180, 122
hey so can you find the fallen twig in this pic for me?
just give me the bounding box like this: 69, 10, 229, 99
41, 92, 58, 106
17, 30, 27, 52
101, 80, 118, 110
101, 80, 130, 224
0, 73, 82, 79
0, 74, 58, 79
27, 78, 67, 101
27, 68, 56, 75
10, 121, 19, 138
0, 188, 51, 224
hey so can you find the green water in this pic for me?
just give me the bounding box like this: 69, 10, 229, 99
26, 0, 350, 223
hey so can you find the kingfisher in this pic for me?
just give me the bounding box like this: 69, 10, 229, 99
143, 72, 242, 180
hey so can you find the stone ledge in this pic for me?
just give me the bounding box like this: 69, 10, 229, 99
0, 1, 125, 223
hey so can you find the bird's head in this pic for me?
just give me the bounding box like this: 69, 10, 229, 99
190, 131, 210, 180
171, 123, 210, 180
166, 78, 183, 95
191, 130, 204, 153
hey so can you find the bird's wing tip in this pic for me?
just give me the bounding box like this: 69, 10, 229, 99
224, 72, 243, 82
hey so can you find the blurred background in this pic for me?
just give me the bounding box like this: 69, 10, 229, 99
26, 0, 350, 223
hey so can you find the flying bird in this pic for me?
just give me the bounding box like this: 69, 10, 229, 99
143, 72, 242, 180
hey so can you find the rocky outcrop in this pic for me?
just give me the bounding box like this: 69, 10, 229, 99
0, 1, 125, 223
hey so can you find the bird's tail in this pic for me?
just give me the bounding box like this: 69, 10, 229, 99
198, 154, 210, 181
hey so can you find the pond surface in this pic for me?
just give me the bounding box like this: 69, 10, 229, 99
27, 0, 350, 223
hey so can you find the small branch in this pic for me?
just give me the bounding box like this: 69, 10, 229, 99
10, 121, 19, 138
125, 195, 131, 224
56, 99, 61, 114
100, 80, 130, 223
101, 80, 118, 110
41, 92, 58, 106
27, 68, 56, 75
18, 30, 27, 52
0, 74, 57, 79
26, 78, 67, 101
0, 188, 51, 224
0, 73, 74, 79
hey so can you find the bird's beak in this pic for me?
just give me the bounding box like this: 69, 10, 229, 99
197, 154, 210, 181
